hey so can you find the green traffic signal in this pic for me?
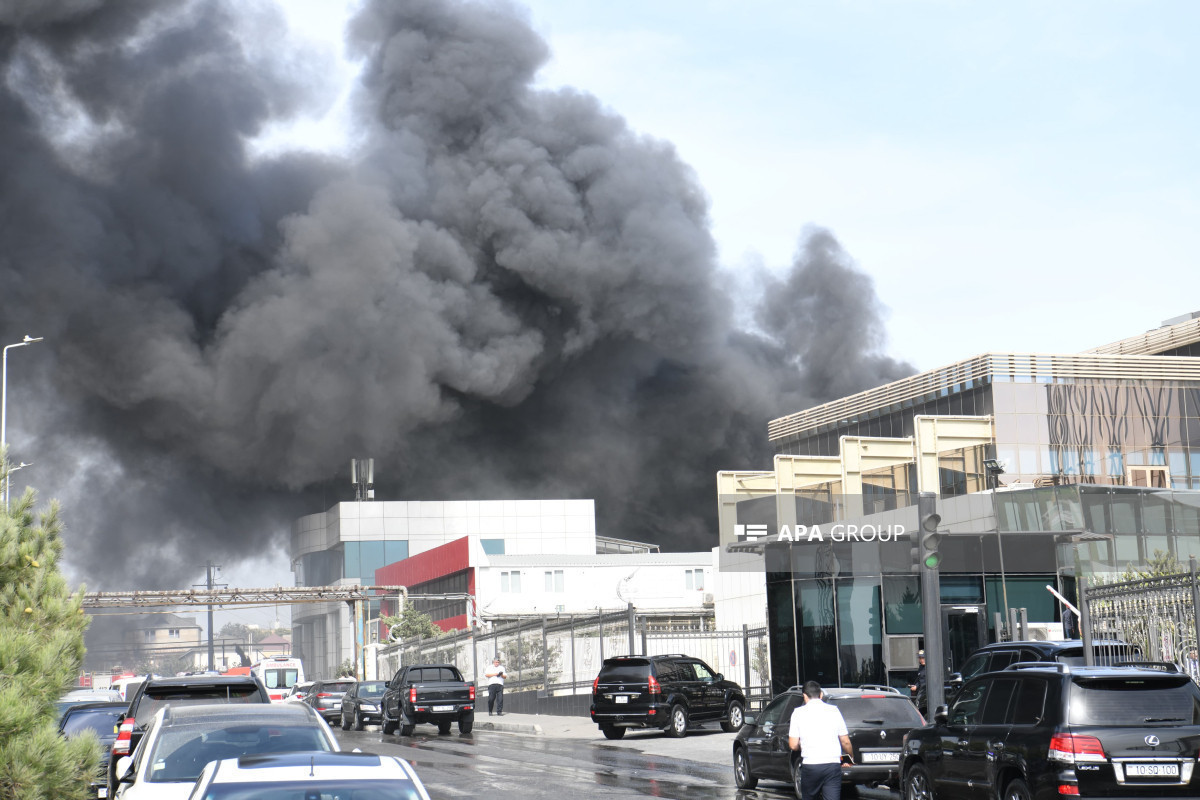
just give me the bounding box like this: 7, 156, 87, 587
923, 552, 942, 569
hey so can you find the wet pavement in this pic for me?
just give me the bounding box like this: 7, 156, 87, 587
335, 713, 898, 800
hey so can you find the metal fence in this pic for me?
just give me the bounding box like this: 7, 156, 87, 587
1080, 556, 1200, 678
376, 608, 771, 709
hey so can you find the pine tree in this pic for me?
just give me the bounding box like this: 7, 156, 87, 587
0, 483, 100, 800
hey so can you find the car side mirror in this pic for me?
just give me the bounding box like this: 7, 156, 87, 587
744, 714, 756, 727
934, 705, 949, 724
384, 680, 390, 689
115, 756, 134, 782
714, 673, 724, 682
948, 673, 963, 686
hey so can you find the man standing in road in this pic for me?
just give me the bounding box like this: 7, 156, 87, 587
909, 650, 927, 715
485, 656, 506, 715
788, 681, 853, 800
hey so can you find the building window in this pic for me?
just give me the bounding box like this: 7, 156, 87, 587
168, 629, 180, 639
501, 571, 522, 593
481, 539, 505, 555
544, 570, 564, 592
685, 569, 705, 591
143, 630, 154, 641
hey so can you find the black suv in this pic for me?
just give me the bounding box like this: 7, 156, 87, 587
733, 685, 926, 795
340, 680, 387, 730
108, 673, 270, 795
590, 654, 746, 739
948, 639, 1143, 702
901, 661, 1200, 800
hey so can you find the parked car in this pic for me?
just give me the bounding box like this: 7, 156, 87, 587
282, 681, 313, 703
733, 684, 925, 795
381, 664, 475, 736
303, 678, 357, 724
340, 680, 387, 731
186, 751, 432, 800
947, 639, 1144, 702
108, 673, 271, 796
56, 689, 123, 724
590, 653, 746, 739
59, 701, 127, 799
111, 703, 338, 800
901, 660, 1200, 800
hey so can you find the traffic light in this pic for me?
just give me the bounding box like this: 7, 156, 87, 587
918, 491, 943, 570
909, 526, 921, 574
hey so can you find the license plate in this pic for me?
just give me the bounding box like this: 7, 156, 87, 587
862, 752, 900, 763
432, 705, 454, 712
1127, 763, 1179, 777
332, 702, 341, 709
98, 790, 108, 799
615, 696, 628, 704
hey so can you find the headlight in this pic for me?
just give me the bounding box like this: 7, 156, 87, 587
360, 704, 378, 712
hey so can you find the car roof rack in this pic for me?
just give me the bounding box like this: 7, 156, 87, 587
856, 684, 904, 695
1003, 662, 1070, 673
1111, 660, 1180, 673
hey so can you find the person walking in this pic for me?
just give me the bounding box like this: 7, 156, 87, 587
788, 680, 853, 800
909, 650, 927, 716
485, 657, 507, 715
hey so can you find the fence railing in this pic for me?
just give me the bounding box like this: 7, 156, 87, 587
1080, 556, 1200, 679
375, 607, 771, 708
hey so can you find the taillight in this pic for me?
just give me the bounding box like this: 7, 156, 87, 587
113, 719, 135, 755
648, 675, 661, 696
592, 676, 600, 694
1049, 733, 1106, 763
1058, 786, 1080, 796
409, 686, 417, 704
316, 693, 332, 698
469, 685, 476, 701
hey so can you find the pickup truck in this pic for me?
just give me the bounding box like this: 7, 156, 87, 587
381, 664, 475, 736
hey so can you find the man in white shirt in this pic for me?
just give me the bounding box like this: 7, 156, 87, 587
788, 680, 854, 800
485, 657, 507, 715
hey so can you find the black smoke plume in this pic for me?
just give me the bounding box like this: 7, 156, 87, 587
0, 0, 912, 591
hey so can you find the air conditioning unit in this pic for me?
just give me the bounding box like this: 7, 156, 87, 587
702, 593, 715, 606
1026, 623, 1065, 642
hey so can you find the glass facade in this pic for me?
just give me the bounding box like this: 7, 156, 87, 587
296, 540, 410, 586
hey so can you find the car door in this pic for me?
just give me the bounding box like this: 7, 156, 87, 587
746, 694, 801, 780
957, 677, 1019, 800
672, 660, 703, 716
936, 679, 990, 795
689, 659, 722, 718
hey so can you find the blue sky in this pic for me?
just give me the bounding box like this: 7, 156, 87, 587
277, 1, 1199, 369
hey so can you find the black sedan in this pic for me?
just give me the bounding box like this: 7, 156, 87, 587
340, 680, 387, 730
58, 701, 127, 799
733, 685, 925, 795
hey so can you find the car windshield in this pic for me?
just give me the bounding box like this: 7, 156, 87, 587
1068, 676, 1200, 726
135, 686, 261, 722
357, 682, 387, 698
831, 696, 925, 726
263, 669, 299, 690
147, 723, 332, 783
322, 681, 355, 693
196, 780, 422, 799
598, 662, 651, 682
61, 707, 124, 739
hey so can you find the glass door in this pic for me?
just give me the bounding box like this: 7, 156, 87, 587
941, 605, 987, 674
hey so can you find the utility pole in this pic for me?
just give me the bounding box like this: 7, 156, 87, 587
198, 563, 223, 672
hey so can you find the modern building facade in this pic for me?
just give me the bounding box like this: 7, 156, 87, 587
718, 313, 1200, 694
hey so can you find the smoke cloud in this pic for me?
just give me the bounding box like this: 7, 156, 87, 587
0, 0, 912, 590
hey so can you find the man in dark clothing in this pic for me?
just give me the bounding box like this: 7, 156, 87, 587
909, 650, 927, 715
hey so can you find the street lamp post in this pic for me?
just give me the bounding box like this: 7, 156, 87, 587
2, 335, 44, 511
4, 462, 31, 511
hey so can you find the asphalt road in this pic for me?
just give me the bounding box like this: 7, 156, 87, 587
333, 714, 899, 800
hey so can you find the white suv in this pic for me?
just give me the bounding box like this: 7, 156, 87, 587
187, 751, 431, 799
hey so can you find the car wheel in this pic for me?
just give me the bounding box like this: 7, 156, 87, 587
600, 724, 626, 740
1002, 778, 1031, 800
458, 714, 473, 735
382, 717, 398, 736
733, 745, 758, 789
665, 704, 688, 738
341, 710, 351, 730
791, 758, 803, 798
353, 710, 364, 731
400, 723, 416, 737
905, 763, 936, 800
721, 701, 745, 732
